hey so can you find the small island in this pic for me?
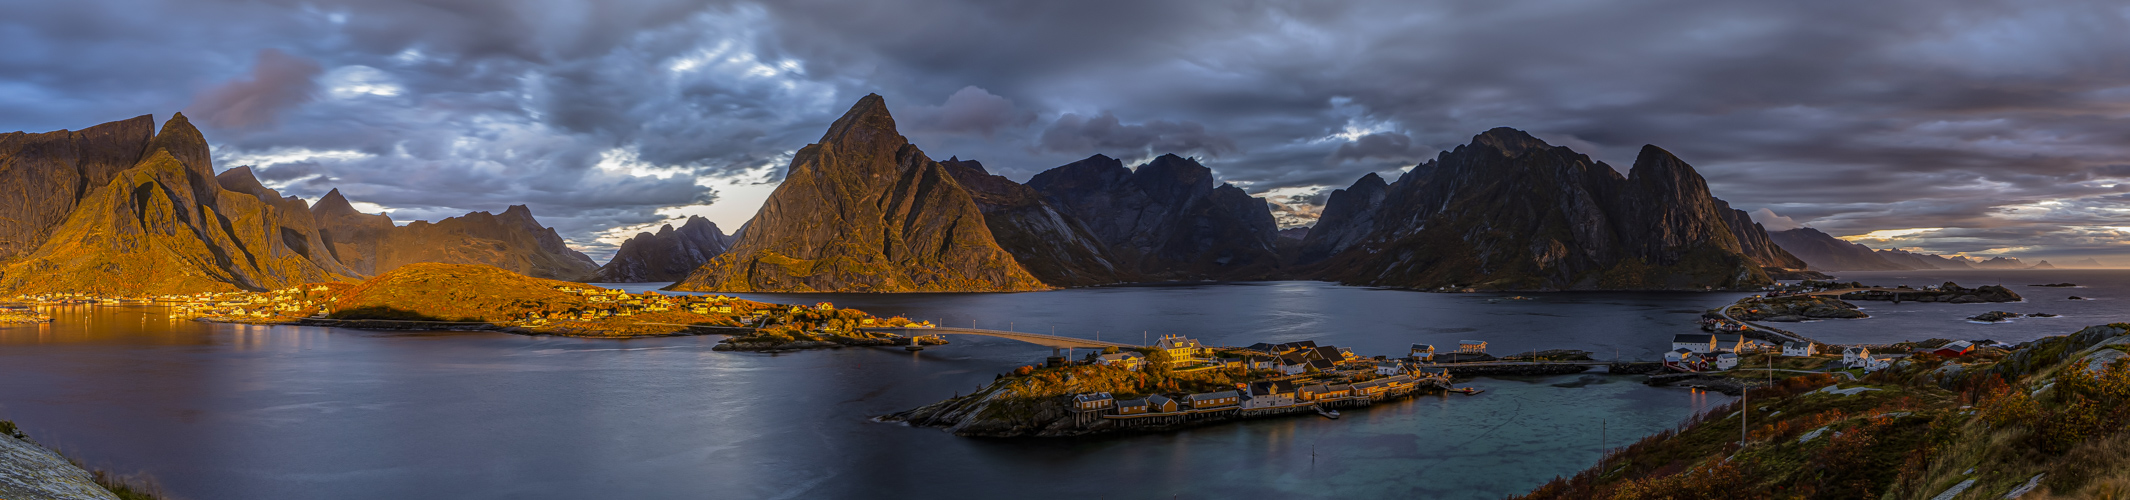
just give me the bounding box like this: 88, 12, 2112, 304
885, 338, 1459, 437
0, 306, 52, 326
2030, 283, 2079, 287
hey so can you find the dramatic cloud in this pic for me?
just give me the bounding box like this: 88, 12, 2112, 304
7, 0, 2130, 262
188, 49, 323, 129
1751, 208, 1803, 232
1038, 112, 1236, 157
902, 86, 1033, 137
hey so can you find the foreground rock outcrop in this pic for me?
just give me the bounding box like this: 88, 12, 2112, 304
1301, 128, 1781, 290
592, 216, 731, 282
0, 429, 122, 500
669, 95, 1047, 292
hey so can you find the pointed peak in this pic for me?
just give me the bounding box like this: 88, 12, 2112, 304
1352, 172, 1388, 189
502, 205, 534, 218
655, 224, 676, 235
1136, 153, 1211, 179
214, 165, 273, 197
146, 112, 212, 173
819, 94, 899, 146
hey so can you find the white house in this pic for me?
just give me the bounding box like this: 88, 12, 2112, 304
1374, 361, 1405, 376
1863, 356, 1895, 373
1672, 334, 1717, 354
1278, 356, 1309, 376
1843, 347, 1872, 368
1714, 352, 1739, 371
1782, 342, 1817, 357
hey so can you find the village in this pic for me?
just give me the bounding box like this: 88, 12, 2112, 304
10, 284, 935, 340
1020, 334, 1485, 430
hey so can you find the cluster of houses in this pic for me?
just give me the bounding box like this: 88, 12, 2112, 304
162, 286, 333, 321
1066, 336, 1458, 426
1669, 331, 1991, 374
1070, 369, 1449, 424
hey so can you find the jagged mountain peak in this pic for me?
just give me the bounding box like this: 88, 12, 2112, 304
818, 93, 897, 148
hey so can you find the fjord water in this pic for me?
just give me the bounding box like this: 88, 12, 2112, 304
3, 282, 1768, 499
1769, 270, 2130, 345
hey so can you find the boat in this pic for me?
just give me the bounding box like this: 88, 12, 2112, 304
1315, 406, 1340, 419
1451, 387, 1485, 395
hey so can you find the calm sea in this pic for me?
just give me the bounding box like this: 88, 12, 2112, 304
15, 278, 2025, 499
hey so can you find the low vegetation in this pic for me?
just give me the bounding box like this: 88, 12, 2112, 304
1516, 323, 2130, 499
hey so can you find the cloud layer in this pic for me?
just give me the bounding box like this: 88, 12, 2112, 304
5, 0, 2130, 263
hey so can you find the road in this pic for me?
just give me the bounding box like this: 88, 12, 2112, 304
859, 326, 1140, 349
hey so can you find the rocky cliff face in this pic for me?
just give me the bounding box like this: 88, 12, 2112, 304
1714, 200, 1808, 270
0, 114, 601, 294
1767, 228, 1913, 271
1295, 172, 1389, 265
592, 216, 730, 282
0, 114, 351, 295
938, 157, 1130, 286
1026, 154, 1281, 280
669, 94, 1047, 292
0, 115, 156, 262
1308, 128, 1775, 290
372, 205, 599, 281
308, 188, 396, 275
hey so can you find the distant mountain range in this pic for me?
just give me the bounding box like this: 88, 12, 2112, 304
1766, 227, 2091, 271
663, 95, 1804, 293
0, 114, 596, 295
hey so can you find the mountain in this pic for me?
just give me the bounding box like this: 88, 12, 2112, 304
1767, 228, 1913, 271
2068, 257, 2105, 268
309, 189, 396, 275
1875, 248, 1975, 270
1294, 172, 1389, 265
591, 216, 730, 282
307, 190, 597, 281
668, 94, 1047, 292
1714, 200, 1808, 270
1026, 154, 1281, 280
0, 114, 350, 295
938, 157, 1131, 286
1304, 128, 1777, 290
370, 205, 599, 281
1974, 256, 2029, 269
2029, 260, 2056, 269
0, 114, 611, 293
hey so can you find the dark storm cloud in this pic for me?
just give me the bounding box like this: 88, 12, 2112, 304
7, 0, 2130, 260
1038, 112, 1237, 157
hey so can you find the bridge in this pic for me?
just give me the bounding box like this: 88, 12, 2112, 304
860, 327, 1141, 349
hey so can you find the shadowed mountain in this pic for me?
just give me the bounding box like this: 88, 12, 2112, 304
1303, 128, 1780, 290
0, 114, 351, 294
669, 94, 1047, 292
1876, 248, 1976, 270
938, 157, 1131, 286
593, 216, 730, 282
1767, 228, 1914, 271
1026, 154, 1281, 281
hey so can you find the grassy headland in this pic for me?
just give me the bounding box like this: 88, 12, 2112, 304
1516, 323, 2130, 499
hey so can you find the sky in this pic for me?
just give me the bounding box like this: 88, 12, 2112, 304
4, 0, 2130, 265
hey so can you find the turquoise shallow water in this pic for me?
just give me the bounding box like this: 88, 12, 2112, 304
0, 282, 1740, 499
